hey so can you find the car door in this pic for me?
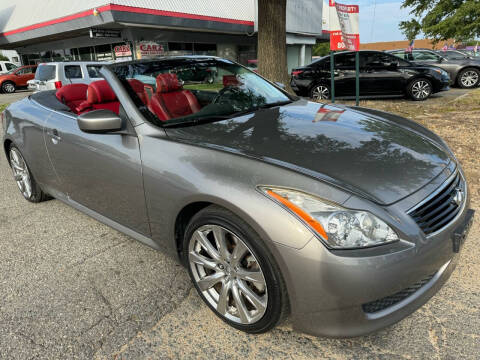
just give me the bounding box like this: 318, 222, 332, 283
360, 52, 404, 95
333, 53, 356, 96
15, 67, 35, 86
43, 109, 151, 236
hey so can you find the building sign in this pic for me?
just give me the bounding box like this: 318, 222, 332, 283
89, 28, 121, 39
327, 1, 360, 51
136, 41, 167, 59
114, 44, 132, 57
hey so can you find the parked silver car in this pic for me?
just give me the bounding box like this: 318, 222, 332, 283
1, 57, 474, 337
388, 49, 480, 88
28, 61, 108, 92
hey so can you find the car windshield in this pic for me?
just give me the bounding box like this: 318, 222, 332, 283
113, 58, 292, 127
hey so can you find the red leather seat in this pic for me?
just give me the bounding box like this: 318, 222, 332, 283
149, 73, 201, 121
78, 80, 120, 114
55, 84, 88, 113
127, 79, 148, 105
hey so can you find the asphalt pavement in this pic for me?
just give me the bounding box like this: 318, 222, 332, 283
0, 87, 479, 359
0, 89, 32, 105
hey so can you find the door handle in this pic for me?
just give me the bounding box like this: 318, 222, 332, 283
48, 128, 61, 144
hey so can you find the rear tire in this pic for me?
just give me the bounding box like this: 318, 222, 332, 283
2, 81, 16, 94
310, 84, 331, 101
457, 68, 480, 89
183, 205, 288, 334
407, 78, 432, 101
8, 144, 51, 203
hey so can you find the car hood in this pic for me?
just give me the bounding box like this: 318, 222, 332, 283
165, 100, 452, 205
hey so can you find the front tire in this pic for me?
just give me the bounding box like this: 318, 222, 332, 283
310, 84, 331, 101
8, 145, 50, 203
2, 81, 16, 94
457, 68, 480, 89
408, 78, 432, 101
183, 205, 288, 333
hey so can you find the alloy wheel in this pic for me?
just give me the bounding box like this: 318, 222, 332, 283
2, 82, 15, 93
188, 224, 268, 325
9, 148, 32, 199
411, 80, 431, 100
312, 85, 330, 100
460, 70, 479, 88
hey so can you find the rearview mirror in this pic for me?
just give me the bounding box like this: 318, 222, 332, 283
77, 109, 122, 133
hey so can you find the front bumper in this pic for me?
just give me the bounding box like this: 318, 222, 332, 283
274, 199, 474, 338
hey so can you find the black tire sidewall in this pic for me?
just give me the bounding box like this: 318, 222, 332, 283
457, 68, 480, 89
182, 205, 286, 334
408, 78, 432, 101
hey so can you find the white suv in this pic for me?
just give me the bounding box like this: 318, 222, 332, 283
0, 61, 18, 74
29, 61, 109, 92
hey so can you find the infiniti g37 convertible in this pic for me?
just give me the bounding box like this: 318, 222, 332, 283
1, 57, 474, 337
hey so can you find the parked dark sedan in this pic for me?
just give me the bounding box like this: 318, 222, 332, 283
1, 57, 474, 338
389, 49, 480, 88
291, 51, 450, 101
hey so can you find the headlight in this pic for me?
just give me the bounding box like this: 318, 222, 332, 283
260, 187, 399, 249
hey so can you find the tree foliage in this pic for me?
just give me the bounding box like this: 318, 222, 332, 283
0, 55, 9, 62
313, 42, 330, 57
400, 0, 480, 42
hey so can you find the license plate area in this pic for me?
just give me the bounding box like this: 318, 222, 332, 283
452, 209, 475, 253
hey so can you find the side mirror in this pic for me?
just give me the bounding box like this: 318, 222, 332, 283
274, 82, 286, 89
77, 109, 122, 133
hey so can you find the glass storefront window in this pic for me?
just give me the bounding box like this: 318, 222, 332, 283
78, 47, 94, 61
95, 44, 113, 61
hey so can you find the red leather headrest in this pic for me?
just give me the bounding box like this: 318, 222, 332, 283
56, 84, 88, 103
127, 79, 145, 93
156, 73, 181, 93
87, 80, 117, 104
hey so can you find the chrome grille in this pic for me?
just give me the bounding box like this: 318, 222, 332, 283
409, 172, 463, 235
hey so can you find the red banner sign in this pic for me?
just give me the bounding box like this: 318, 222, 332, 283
328, 1, 360, 51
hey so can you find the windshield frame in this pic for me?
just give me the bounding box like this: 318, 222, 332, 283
109, 57, 297, 128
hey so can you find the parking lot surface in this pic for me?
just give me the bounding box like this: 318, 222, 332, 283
0, 89, 479, 359
0, 90, 32, 105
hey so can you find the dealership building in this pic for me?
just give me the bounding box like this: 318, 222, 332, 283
0, 0, 325, 71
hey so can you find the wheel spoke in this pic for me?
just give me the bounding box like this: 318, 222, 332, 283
194, 230, 221, 262
230, 238, 248, 267
236, 268, 265, 284
236, 279, 267, 312
197, 272, 225, 291
232, 282, 250, 323
189, 251, 218, 270
188, 224, 268, 325
216, 280, 231, 315
212, 226, 230, 261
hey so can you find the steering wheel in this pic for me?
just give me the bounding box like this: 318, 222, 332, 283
212, 86, 243, 105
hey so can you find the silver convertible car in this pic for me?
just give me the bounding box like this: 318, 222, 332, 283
1, 57, 474, 337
